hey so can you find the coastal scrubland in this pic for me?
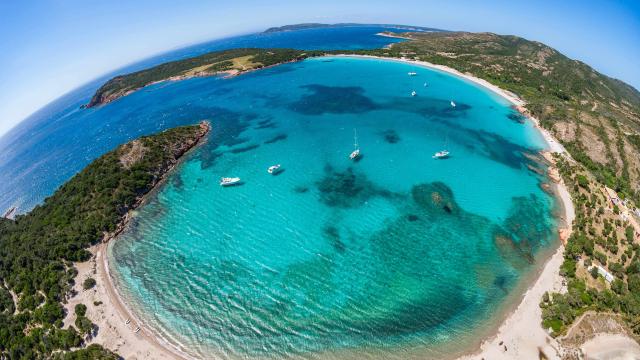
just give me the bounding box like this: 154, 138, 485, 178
87, 48, 320, 107
540, 154, 640, 339
0, 123, 208, 358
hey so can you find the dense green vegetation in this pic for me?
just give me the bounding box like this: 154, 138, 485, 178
540, 156, 640, 336
52, 344, 119, 360
0, 124, 206, 358
88, 48, 322, 107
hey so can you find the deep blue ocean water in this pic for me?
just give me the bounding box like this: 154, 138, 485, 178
0, 25, 559, 359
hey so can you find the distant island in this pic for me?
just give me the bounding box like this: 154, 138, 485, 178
0, 122, 209, 359
263, 22, 444, 33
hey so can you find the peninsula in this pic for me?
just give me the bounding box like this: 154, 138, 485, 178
0, 122, 209, 359
87, 48, 318, 107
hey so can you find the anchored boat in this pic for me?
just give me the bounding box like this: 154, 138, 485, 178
432, 150, 450, 159
408, 72, 417, 76
220, 177, 241, 186
267, 164, 281, 174
349, 129, 360, 160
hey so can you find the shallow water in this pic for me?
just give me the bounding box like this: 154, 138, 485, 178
105, 56, 559, 359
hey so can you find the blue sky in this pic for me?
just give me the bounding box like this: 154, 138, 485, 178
0, 0, 639, 136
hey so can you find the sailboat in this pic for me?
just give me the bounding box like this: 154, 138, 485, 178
433, 137, 450, 159
411, 90, 417, 97
349, 129, 360, 160
433, 150, 450, 159
450, 100, 456, 107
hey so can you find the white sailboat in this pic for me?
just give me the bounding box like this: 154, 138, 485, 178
433, 137, 450, 159
432, 150, 450, 159
349, 129, 360, 160
220, 177, 241, 186
450, 100, 456, 107
411, 90, 417, 97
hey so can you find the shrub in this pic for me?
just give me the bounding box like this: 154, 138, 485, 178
82, 277, 96, 290
74, 303, 87, 317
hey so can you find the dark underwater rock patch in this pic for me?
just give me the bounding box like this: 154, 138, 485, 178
381, 129, 400, 144
196, 107, 255, 169
315, 165, 399, 208
229, 144, 260, 154
411, 181, 459, 216
171, 173, 184, 190
323, 225, 346, 253
492, 194, 553, 267
289, 84, 378, 115
507, 111, 527, 124
264, 133, 288, 144
254, 119, 277, 130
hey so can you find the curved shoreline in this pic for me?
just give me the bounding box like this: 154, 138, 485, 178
339, 54, 574, 360
92, 56, 575, 360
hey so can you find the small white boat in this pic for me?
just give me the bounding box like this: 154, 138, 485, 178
411, 90, 417, 97
423, 82, 428, 87
433, 150, 450, 159
450, 100, 456, 107
408, 72, 417, 76
349, 129, 360, 160
220, 177, 241, 186
267, 164, 281, 174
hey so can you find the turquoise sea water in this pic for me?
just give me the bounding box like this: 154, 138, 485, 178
107, 57, 559, 359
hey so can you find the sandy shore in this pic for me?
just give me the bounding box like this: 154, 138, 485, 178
65, 244, 186, 359
581, 333, 640, 359
69, 55, 579, 360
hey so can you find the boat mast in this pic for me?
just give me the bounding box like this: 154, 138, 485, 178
353, 128, 359, 150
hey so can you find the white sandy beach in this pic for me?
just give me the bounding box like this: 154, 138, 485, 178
67, 55, 584, 360
65, 243, 187, 359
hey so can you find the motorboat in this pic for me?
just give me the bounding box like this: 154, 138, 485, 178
267, 164, 281, 174
220, 177, 241, 186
